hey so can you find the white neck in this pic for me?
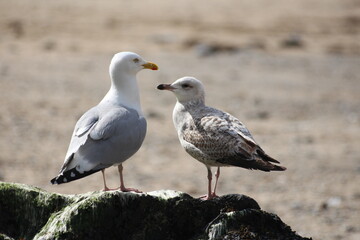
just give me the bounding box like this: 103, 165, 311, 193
100, 73, 143, 116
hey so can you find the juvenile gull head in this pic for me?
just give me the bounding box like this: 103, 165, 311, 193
158, 76, 286, 200
157, 76, 205, 104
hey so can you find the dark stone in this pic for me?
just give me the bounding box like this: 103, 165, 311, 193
0, 183, 311, 240
0, 233, 14, 240
7, 20, 24, 38
280, 34, 304, 48
205, 209, 309, 240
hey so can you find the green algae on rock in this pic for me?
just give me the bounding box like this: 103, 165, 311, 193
205, 209, 308, 240
0, 183, 310, 240
0, 183, 69, 240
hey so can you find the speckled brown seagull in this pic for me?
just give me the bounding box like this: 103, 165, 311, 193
157, 76, 286, 200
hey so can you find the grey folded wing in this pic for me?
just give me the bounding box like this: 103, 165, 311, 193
59, 106, 147, 174
60, 106, 99, 173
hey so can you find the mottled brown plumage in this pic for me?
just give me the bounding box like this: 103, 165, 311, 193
157, 76, 286, 200
181, 107, 283, 171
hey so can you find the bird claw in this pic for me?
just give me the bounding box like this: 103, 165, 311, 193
102, 186, 142, 193
102, 187, 117, 192
199, 192, 218, 200
119, 186, 142, 193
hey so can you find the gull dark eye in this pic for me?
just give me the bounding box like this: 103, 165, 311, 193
133, 58, 139, 63
182, 83, 191, 89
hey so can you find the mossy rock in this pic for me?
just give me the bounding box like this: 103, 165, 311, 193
0, 183, 69, 240
0, 182, 310, 240
0, 233, 14, 240
205, 209, 308, 240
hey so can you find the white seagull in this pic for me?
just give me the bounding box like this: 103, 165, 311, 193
157, 76, 286, 200
51, 52, 158, 192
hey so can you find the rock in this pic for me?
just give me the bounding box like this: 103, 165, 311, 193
194, 43, 239, 57
250, 110, 271, 120
205, 210, 307, 240
7, 19, 24, 38
0, 182, 311, 240
0, 233, 14, 240
0, 183, 69, 239
146, 110, 163, 119
182, 39, 239, 57
42, 40, 57, 51
246, 39, 267, 50
320, 196, 343, 211
326, 196, 342, 208
150, 34, 178, 45
280, 34, 304, 48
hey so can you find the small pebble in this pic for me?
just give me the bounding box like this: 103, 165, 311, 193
280, 34, 304, 48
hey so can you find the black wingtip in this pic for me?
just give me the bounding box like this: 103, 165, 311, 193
50, 178, 57, 185
50, 168, 102, 185
256, 149, 280, 164
50, 174, 69, 185
274, 165, 287, 171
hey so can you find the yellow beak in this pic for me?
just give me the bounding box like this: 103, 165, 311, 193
142, 62, 159, 70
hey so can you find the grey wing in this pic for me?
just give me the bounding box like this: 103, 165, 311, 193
60, 107, 99, 173
52, 106, 146, 184
63, 107, 146, 173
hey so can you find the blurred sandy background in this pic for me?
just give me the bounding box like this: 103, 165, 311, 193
0, 0, 359, 239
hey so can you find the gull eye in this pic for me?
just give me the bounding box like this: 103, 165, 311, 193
133, 58, 139, 63
181, 83, 193, 89
181, 83, 190, 89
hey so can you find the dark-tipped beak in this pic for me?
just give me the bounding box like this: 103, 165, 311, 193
142, 62, 159, 70
157, 84, 175, 91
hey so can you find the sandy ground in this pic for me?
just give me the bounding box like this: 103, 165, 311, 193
0, 0, 359, 239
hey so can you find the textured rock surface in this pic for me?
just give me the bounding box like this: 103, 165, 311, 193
0, 182, 311, 240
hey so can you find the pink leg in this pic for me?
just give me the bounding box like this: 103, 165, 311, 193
207, 167, 213, 198
212, 167, 220, 197
200, 167, 218, 200
118, 164, 142, 193
101, 169, 110, 191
